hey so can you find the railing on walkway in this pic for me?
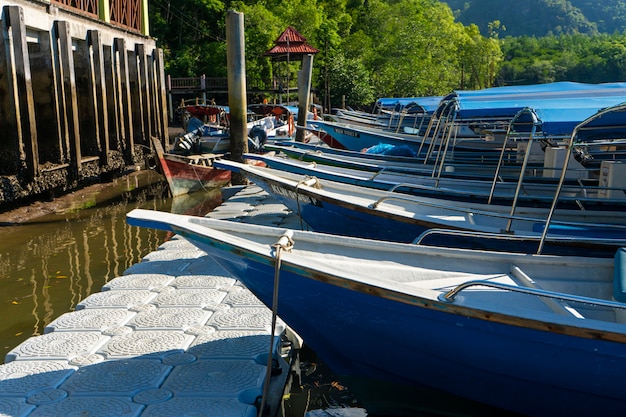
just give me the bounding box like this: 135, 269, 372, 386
51, 0, 144, 33
167, 75, 295, 93
109, 0, 142, 32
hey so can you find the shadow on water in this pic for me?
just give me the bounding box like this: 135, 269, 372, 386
0, 179, 223, 362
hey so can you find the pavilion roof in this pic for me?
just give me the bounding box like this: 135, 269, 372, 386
264, 26, 320, 61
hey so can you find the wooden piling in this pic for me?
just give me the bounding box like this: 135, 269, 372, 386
88, 30, 111, 165
56, 20, 82, 176
0, 6, 38, 177
114, 38, 134, 161
296, 54, 314, 142
0, 1, 169, 205
226, 10, 248, 185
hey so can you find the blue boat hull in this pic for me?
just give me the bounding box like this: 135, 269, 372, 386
172, 226, 626, 417
249, 171, 431, 242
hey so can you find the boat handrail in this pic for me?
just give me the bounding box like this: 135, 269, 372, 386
367, 193, 626, 246
439, 280, 626, 310
411, 228, 619, 245
368, 190, 626, 226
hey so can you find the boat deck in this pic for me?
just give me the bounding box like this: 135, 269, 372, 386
0, 185, 304, 417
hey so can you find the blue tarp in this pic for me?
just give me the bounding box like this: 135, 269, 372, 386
435, 82, 626, 136
572, 103, 626, 142
375, 96, 443, 113
376, 83, 626, 138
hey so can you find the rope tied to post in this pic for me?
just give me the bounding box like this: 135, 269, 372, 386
258, 230, 294, 417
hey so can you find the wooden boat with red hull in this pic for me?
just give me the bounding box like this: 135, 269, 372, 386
151, 137, 231, 197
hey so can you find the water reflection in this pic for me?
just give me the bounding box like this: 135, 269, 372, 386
0, 185, 223, 362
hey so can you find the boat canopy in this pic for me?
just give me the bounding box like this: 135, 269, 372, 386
572, 102, 626, 142
502, 97, 626, 137
442, 81, 626, 101
248, 104, 298, 117
437, 82, 626, 121
374, 96, 443, 114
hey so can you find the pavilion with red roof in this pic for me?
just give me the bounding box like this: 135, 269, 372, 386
264, 26, 320, 62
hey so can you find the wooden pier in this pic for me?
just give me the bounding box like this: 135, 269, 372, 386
0, 0, 168, 206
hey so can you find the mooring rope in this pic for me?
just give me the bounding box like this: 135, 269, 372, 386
258, 230, 294, 417
189, 161, 211, 192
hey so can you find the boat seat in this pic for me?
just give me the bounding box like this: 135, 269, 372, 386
613, 248, 626, 303
511, 265, 583, 318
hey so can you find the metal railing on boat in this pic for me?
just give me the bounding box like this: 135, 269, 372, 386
439, 280, 626, 311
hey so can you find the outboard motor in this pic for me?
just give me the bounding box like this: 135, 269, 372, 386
248, 125, 268, 153
173, 131, 201, 154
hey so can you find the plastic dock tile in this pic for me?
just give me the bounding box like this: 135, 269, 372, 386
141, 397, 257, 417
76, 289, 157, 310
0, 398, 35, 417
161, 358, 265, 397
60, 359, 171, 396
28, 397, 144, 417
97, 330, 196, 359
127, 307, 213, 330
171, 274, 237, 290
179, 256, 235, 276
102, 274, 176, 291
222, 285, 265, 307
5, 332, 109, 362
123, 258, 196, 275
0, 361, 75, 395
207, 307, 278, 331
141, 246, 206, 262
0, 185, 300, 417
44, 309, 136, 333
150, 288, 228, 308
188, 330, 279, 360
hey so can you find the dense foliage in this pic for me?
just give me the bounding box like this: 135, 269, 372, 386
149, 0, 626, 109
443, 0, 626, 37
149, 0, 502, 109
499, 33, 626, 85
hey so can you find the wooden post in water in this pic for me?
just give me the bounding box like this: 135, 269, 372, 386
0, 6, 38, 178
56, 20, 82, 176
226, 10, 248, 185
296, 54, 314, 142
88, 30, 111, 166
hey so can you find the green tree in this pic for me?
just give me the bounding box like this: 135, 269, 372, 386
149, 0, 226, 76
458, 24, 503, 89
326, 54, 375, 108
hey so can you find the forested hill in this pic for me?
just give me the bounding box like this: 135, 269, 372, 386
441, 0, 626, 37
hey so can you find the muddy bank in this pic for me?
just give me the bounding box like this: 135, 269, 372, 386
0, 169, 168, 225
0, 126, 188, 225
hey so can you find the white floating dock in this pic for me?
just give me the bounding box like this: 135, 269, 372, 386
0, 185, 303, 417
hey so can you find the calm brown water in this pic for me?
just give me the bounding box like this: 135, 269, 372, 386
0, 184, 223, 362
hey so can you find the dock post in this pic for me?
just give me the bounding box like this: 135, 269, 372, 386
155, 49, 169, 148
296, 54, 313, 142
88, 30, 111, 165
114, 38, 134, 162
135, 43, 151, 147
226, 10, 248, 185
55, 20, 82, 176
0, 5, 38, 177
